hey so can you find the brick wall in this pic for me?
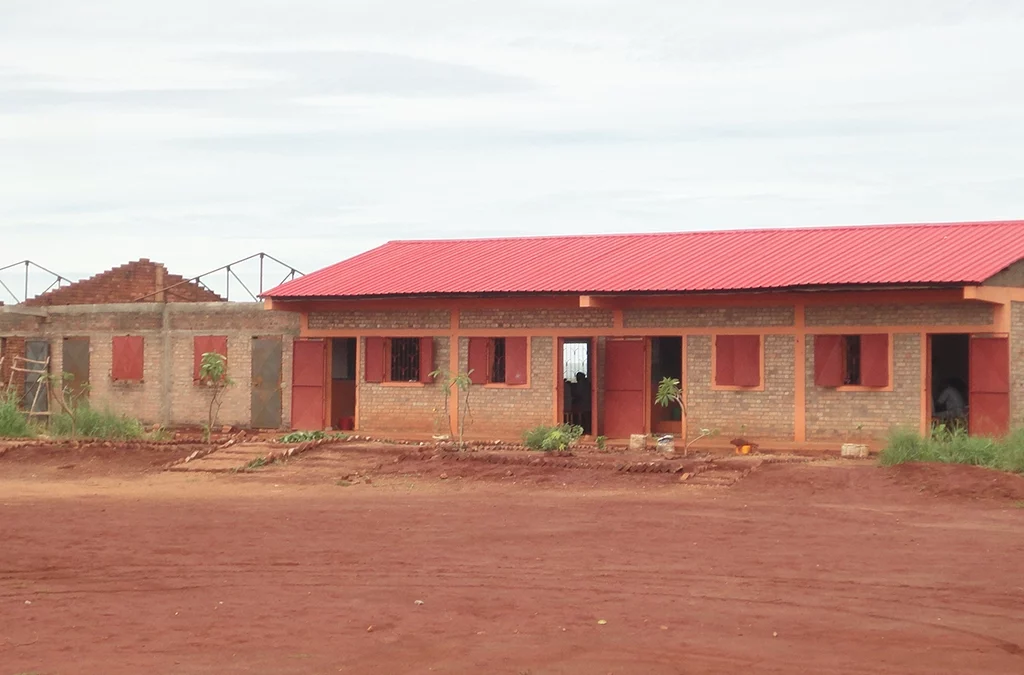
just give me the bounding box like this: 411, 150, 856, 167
805, 333, 921, 440
1012, 302, 1024, 429
456, 336, 555, 438
624, 306, 794, 328
309, 310, 450, 331
686, 334, 796, 439
1, 336, 27, 400
0, 303, 299, 428
805, 302, 993, 327
983, 260, 1024, 287
356, 337, 450, 433
460, 308, 613, 329
24, 259, 222, 306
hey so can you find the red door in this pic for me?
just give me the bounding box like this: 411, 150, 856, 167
969, 335, 1010, 437
604, 339, 647, 438
291, 339, 326, 430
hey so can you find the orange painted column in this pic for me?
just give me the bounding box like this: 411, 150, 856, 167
794, 304, 806, 443
448, 309, 460, 436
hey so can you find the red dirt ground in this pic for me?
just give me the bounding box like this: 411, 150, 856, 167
2, 445, 1024, 674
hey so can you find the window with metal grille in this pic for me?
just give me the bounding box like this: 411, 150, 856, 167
490, 338, 506, 383
390, 338, 420, 382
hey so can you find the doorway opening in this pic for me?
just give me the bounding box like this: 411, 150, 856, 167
331, 338, 357, 431
562, 339, 593, 435
930, 333, 969, 430
650, 337, 682, 434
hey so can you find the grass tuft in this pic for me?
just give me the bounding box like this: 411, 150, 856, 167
49, 406, 147, 440
0, 390, 35, 438
879, 425, 1024, 474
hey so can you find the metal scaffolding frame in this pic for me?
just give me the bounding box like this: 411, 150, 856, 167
0, 260, 69, 304
133, 252, 303, 303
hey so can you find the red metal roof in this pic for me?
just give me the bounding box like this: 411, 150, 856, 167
265, 220, 1024, 298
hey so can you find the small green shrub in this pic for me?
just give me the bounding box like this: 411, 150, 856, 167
279, 430, 346, 444
0, 390, 34, 438
49, 405, 146, 440
595, 435, 607, 451
879, 426, 1024, 474
522, 424, 584, 452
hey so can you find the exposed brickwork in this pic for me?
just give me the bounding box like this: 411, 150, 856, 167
457, 336, 555, 438
686, 335, 796, 440
459, 309, 613, 330
1, 336, 27, 399
24, 259, 222, 306
1012, 302, 1024, 429
309, 310, 451, 331
0, 304, 299, 427
356, 337, 450, 433
623, 306, 794, 328
805, 302, 993, 327
805, 333, 921, 440
983, 260, 1024, 287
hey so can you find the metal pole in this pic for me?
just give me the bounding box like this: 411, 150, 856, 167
226, 267, 230, 301
259, 253, 265, 295
24, 260, 29, 302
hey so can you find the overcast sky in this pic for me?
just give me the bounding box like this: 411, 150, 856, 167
3, 0, 1024, 299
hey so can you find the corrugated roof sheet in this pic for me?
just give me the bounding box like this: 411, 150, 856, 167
265, 220, 1024, 298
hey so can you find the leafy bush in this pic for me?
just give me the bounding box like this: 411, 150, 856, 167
522, 424, 584, 452
49, 405, 146, 440
279, 430, 346, 444
0, 390, 34, 438
596, 435, 607, 451
879, 425, 1024, 473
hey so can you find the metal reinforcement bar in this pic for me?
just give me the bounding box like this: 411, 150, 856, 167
0, 260, 69, 304
133, 252, 303, 303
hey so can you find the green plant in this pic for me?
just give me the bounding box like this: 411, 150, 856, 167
655, 377, 714, 454
280, 430, 325, 443
431, 368, 474, 448
237, 456, 268, 472
595, 435, 607, 451
0, 388, 34, 438
49, 405, 146, 440
46, 371, 90, 438
522, 424, 584, 452
198, 352, 233, 443
879, 426, 1024, 474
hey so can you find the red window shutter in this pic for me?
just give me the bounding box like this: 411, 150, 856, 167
418, 337, 435, 383
715, 335, 736, 385
194, 336, 228, 381
364, 337, 385, 383
505, 337, 529, 385
814, 335, 844, 387
733, 335, 761, 387
860, 334, 889, 387
112, 336, 144, 381
467, 337, 489, 385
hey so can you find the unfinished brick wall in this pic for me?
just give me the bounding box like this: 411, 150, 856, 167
805, 303, 993, 327
309, 310, 450, 331
1012, 302, 1024, 429
456, 336, 555, 438
459, 309, 613, 329
0, 336, 27, 399
804, 333, 921, 440
0, 303, 299, 428
356, 337, 450, 433
623, 306, 794, 328
686, 335, 796, 439
24, 259, 222, 306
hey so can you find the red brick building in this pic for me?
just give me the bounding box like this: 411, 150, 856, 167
264, 221, 1024, 444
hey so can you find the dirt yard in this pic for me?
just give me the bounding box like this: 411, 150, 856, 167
2, 442, 1024, 675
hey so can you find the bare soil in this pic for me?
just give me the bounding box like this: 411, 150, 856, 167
2, 443, 1023, 674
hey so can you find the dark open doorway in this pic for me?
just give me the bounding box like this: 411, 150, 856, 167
651, 337, 682, 434
930, 333, 969, 429
331, 338, 357, 430
562, 339, 593, 434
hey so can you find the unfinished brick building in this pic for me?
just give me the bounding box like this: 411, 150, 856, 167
0, 260, 299, 428
264, 220, 1024, 444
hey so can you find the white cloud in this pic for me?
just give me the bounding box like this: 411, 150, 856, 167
1, 0, 1024, 297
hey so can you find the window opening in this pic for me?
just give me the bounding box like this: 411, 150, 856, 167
390, 338, 420, 382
